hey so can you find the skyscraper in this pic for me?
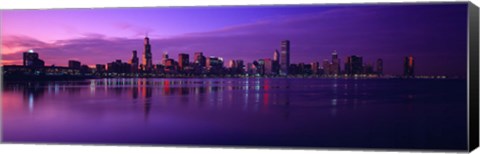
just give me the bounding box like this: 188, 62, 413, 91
264, 58, 273, 75
331, 50, 340, 75
280, 40, 290, 76
23, 50, 44, 68
376, 58, 383, 76
345, 55, 363, 75
178, 53, 189, 71
194, 52, 206, 67
130, 50, 139, 73
228, 60, 236, 69
273, 49, 280, 62
311, 62, 320, 75
206, 56, 223, 74
143, 36, 153, 72
96, 64, 106, 73
68, 60, 81, 69
322, 59, 331, 75
404, 56, 415, 77
162, 52, 169, 65
273, 49, 280, 75
235, 60, 245, 74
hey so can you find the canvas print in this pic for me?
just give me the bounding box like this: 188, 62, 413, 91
0, 2, 476, 151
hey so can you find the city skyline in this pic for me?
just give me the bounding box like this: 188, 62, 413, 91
1, 3, 468, 76
6, 38, 422, 79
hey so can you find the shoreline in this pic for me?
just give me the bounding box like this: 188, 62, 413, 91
1, 74, 465, 83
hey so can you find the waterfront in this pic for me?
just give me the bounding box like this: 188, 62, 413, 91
1, 78, 467, 150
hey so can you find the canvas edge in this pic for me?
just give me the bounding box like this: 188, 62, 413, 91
468, 1, 480, 152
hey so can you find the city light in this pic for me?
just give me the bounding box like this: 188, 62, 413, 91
2, 36, 452, 81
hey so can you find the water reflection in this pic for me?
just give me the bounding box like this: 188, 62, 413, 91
1, 78, 468, 149
2, 78, 465, 117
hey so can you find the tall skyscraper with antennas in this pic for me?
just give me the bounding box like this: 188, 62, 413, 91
143, 36, 153, 72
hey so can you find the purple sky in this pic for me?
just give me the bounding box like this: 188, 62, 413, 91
1, 3, 468, 76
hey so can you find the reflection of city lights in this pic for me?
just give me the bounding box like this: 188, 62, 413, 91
28, 93, 34, 112
332, 98, 337, 106
54, 83, 59, 95
90, 80, 96, 95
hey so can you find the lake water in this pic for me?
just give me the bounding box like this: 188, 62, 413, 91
1, 78, 468, 150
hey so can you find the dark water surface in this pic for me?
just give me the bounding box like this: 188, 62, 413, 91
2, 78, 467, 150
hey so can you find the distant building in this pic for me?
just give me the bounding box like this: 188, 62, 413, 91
23, 50, 44, 68
376, 58, 383, 76
273, 49, 280, 62
273, 50, 280, 75
108, 59, 131, 74
256, 59, 265, 75
194, 52, 206, 67
206, 56, 224, 74
235, 60, 245, 74
322, 59, 331, 75
96, 64, 106, 73
227, 60, 237, 75
298, 63, 306, 75
143, 36, 153, 72
164, 58, 176, 73
288, 64, 299, 75
246, 63, 256, 75
154, 64, 164, 74
80, 65, 92, 75
178, 53, 189, 71
162, 52, 169, 66
311, 62, 320, 75
363, 63, 374, 74
68, 60, 81, 69
331, 50, 340, 75
228, 60, 236, 69
264, 58, 274, 75
345, 55, 363, 75
279, 40, 290, 76
130, 50, 139, 73
404, 56, 415, 77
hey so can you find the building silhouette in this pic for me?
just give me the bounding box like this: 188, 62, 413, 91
404, 56, 415, 77
322, 59, 330, 75
280, 40, 290, 76
143, 36, 153, 72
108, 59, 131, 74
311, 62, 319, 75
194, 52, 206, 67
273, 50, 280, 75
96, 64, 106, 73
178, 53, 189, 71
162, 52, 169, 66
68, 60, 81, 69
264, 58, 274, 75
331, 50, 340, 75
235, 60, 245, 74
207, 56, 223, 74
23, 50, 44, 68
376, 58, 383, 76
4, 36, 404, 79
130, 50, 139, 73
363, 62, 374, 74
345, 55, 363, 75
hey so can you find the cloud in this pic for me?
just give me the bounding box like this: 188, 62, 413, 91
114, 22, 154, 37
